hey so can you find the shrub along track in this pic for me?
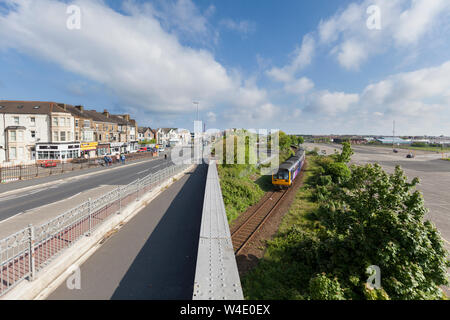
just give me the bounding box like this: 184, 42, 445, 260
232, 161, 307, 276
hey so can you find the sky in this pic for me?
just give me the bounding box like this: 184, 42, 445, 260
0, 0, 450, 136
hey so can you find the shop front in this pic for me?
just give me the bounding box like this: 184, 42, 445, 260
36, 143, 80, 163
97, 143, 110, 156
109, 142, 124, 155
80, 142, 98, 158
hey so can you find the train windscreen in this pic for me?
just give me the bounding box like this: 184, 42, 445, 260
274, 170, 289, 180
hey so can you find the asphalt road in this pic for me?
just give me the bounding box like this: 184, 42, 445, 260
48, 164, 207, 300
0, 155, 176, 222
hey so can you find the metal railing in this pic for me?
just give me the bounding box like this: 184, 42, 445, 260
0, 152, 157, 184
0, 162, 191, 297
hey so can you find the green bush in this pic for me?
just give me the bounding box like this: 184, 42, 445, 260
309, 274, 345, 300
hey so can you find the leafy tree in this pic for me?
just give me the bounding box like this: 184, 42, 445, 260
279, 131, 291, 151
314, 164, 450, 299
334, 141, 354, 163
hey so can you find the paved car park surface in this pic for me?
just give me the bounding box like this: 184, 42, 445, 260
47, 164, 207, 300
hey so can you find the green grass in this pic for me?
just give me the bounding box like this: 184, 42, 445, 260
278, 156, 320, 233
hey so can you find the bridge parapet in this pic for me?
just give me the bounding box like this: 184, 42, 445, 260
193, 160, 244, 300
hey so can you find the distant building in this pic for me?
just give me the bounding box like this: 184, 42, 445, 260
138, 127, 156, 142
376, 137, 411, 145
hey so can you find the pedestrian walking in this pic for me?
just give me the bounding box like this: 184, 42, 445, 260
116, 153, 120, 165
121, 154, 126, 165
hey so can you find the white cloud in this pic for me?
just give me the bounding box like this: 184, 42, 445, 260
267, 33, 315, 82
394, 0, 448, 46
0, 0, 273, 124
284, 77, 314, 95
361, 60, 450, 116
336, 39, 368, 71
317, 0, 450, 70
307, 90, 359, 115
220, 18, 256, 37
206, 111, 216, 123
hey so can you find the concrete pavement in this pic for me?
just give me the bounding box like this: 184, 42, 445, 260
47, 164, 207, 300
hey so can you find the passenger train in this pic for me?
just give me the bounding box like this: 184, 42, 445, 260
272, 148, 306, 188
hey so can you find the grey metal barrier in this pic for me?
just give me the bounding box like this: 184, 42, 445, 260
0, 162, 191, 296
192, 160, 244, 300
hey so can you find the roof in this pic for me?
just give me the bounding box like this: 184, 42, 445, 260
159, 128, 177, 134
138, 127, 154, 133
0, 101, 70, 115
82, 110, 117, 124
65, 105, 92, 120
377, 137, 411, 144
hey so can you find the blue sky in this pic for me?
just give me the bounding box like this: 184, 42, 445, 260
1, 0, 450, 136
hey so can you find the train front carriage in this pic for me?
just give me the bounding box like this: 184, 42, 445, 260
272, 149, 306, 189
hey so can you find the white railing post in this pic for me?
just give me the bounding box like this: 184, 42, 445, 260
118, 186, 122, 214
28, 224, 35, 281
88, 198, 92, 236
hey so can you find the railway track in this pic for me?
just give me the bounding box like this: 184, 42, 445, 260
231, 188, 290, 255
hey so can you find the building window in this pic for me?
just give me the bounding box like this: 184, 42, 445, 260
18, 147, 24, 159
60, 131, 66, 142
30, 117, 36, 125
31, 131, 36, 139
10, 131, 16, 142
75, 119, 79, 127
60, 117, 66, 127
53, 131, 59, 142
14, 117, 19, 125
52, 117, 59, 126
68, 132, 72, 141
84, 120, 90, 128
9, 147, 17, 159
17, 131, 23, 142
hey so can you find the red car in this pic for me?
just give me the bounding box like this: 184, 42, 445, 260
41, 160, 58, 168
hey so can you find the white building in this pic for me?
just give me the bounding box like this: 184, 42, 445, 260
157, 128, 177, 146
0, 101, 78, 165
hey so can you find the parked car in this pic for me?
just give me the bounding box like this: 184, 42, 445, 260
138, 147, 148, 152
41, 160, 58, 168
406, 153, 415, 158
393, 149, 398, 153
